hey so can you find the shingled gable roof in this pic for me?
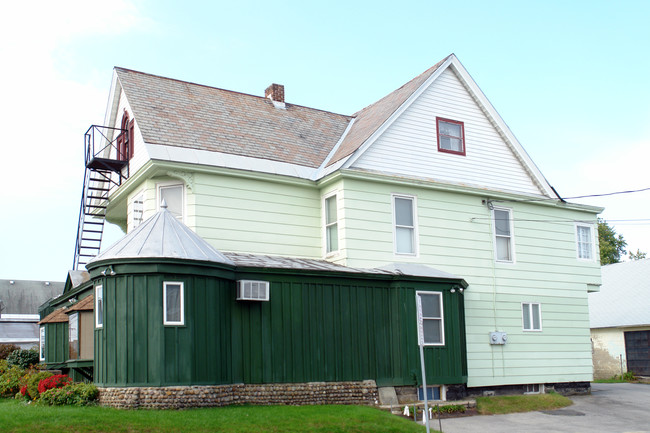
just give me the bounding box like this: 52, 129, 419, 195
325, 56, 451, 167
115, 68, 351, 169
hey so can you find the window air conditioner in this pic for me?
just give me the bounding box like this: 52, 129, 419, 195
236, 280, 270, 301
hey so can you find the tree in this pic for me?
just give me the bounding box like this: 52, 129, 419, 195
598, 219, 627, 265
629, 249, 647, 260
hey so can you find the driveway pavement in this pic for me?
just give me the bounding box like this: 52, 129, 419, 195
434, 383, 650, 433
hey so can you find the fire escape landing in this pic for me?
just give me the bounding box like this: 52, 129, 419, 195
73, 125, 130, 270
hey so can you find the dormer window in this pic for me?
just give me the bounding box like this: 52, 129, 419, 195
436, 117, 465, 156
117, 112, 134, 161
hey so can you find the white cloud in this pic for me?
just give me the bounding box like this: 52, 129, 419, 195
0, 0, 148, 280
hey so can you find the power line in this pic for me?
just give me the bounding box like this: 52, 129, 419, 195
490, 186, 650, 205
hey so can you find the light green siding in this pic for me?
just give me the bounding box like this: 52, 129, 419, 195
336, 177, 599, 387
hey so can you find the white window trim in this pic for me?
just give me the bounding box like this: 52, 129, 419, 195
524, 384, 544, 394
323, 192, 339, 256
39, 326, 45, 361
392, 194, 419, 257
416, 291, 445, 346
492, 206, 516, 264
522, 302, 542, 332
575, 222, 596, 261
95, 285, 103, 329
157, 182, 185, 223
163, 281, 185, 326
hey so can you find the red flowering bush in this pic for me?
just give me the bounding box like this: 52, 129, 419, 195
38, 374, 71, 394
20, 385, 27, 396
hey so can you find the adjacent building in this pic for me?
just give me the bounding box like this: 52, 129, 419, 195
0, 279, 63, 349
590, 259, 650, 379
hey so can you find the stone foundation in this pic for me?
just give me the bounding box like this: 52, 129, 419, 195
465, 381, 591, 398
98, 380, 378, 409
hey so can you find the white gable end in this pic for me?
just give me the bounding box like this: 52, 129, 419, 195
351, 67, 546, 197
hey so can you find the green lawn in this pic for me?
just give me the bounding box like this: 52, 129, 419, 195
476, 392, 572, 415
0, 399, 426, 433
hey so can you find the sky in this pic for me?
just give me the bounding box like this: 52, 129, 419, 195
0, 0, 648, 281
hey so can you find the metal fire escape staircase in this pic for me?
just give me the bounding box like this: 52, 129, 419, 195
73, 126, 129, 270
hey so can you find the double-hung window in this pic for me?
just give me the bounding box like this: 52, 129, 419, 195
416, 291, 444, 345
69, 312, 79, 359
95, 285, 103, 328
393, 195, 417, 255
576, 223, 595, 260
493, 207, 514, 262
522, 302, 542, 331
324, 194, 338, 254
436, 117, 466, 155
163, 282, 184, 326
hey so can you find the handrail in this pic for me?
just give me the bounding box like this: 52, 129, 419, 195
84, 125, 127, 165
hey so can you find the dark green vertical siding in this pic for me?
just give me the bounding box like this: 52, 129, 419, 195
94, 267, 467, 388
44, 322, 68, 364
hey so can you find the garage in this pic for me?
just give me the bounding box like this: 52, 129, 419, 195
625, 330, 650, 376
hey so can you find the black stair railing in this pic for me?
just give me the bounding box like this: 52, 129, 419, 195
72, 125, 128, 270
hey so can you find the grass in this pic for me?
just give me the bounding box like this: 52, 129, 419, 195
0, 399, 426, 433
476, 392, 572, 415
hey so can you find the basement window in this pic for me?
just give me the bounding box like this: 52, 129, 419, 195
163, 282, 184, 326
524, 384, 543, 394
418, 385, 444, 401
436, 117, 465, 155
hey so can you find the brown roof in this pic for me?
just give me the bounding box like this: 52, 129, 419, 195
66, 295, 94, 312
328, 56, 450, 166
39, 307, 68, 324
116, 68, 352, 168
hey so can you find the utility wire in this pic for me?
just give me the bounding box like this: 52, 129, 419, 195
489, 186, 650, 204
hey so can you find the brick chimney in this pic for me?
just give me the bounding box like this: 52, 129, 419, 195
265, 83, 285, 103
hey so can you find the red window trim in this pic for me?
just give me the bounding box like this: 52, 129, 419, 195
117, 113, 134, 161
436, 117, 466, 156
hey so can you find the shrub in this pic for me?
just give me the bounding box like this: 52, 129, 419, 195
0, 344, 20, 360
25, 371, 53, 400
0, 359, 8, 375
6, 348, 39, 369
622, 371, 636, 381
0, 365, 25, 397
38, 374, 71, 394
38, 382, 99, 406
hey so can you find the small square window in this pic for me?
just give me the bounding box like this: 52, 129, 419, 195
164, 282, 184, 326
522, 303, 542, 331
436, 117, 465, 155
